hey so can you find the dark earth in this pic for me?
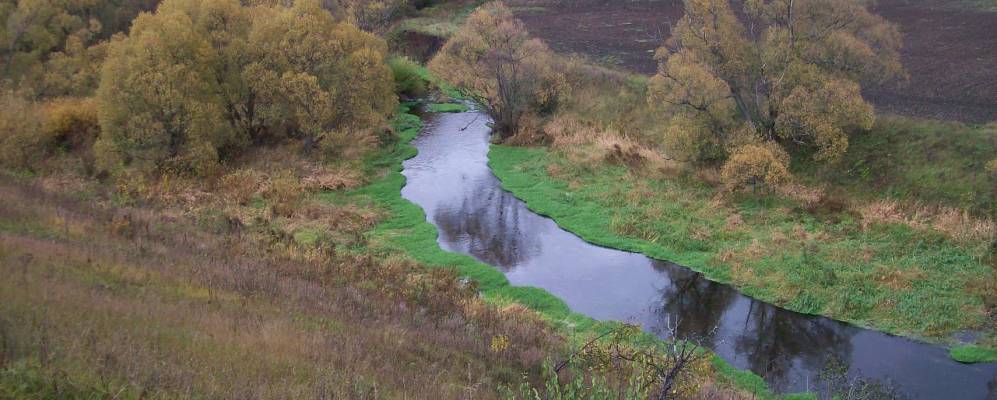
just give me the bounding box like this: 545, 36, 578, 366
511, 0, 997, 123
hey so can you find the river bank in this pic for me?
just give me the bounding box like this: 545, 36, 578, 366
488, 140, 995, 357
341, 103, 782, 398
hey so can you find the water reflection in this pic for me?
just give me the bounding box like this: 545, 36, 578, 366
734, 302, 855, 391
651, 261, 736, 344
647, 260, 857, 391
433, 174, 543, 269
400, 110, 997, 399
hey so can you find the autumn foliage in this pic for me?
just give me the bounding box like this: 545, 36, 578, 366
429, 2, 567, 138
94, 0, 396, 176
720, 142, 792, 192
0, 0, 156, 97
649, 0, 904, 190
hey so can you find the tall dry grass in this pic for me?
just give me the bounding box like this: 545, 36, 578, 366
0, 174, 560, 399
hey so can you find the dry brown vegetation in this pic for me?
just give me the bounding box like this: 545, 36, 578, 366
0, 164, 562, 398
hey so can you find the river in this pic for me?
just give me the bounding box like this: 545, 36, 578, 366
399, 109, 997, 398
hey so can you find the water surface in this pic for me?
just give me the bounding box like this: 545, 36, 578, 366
400, 110, 996, 398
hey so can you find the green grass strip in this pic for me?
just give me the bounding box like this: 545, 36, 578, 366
950, 345, 997, 363
325, 105, 795, 398
426, 102, 469, 113
487, 143, 992, 362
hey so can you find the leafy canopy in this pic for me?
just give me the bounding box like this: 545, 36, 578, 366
429, 1, 567, 137
94, 0, 396, 177
1, 0, 156, 96
649, 0, 904, 172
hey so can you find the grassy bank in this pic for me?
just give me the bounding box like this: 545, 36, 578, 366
488, 143, 993, 348
0, 101, 566, 398
795, 117, 996, 216
0, 176, 557, 398
335, 104, 781, 398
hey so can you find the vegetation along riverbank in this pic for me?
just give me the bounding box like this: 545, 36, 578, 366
424, 0, 995, 361
0, 0, 992, 397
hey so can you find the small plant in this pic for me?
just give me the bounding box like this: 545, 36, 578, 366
490, 334, 510, 353
538, 323, 712, 400
262, 171, 306, 218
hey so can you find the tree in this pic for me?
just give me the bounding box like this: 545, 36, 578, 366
0, 0, 158, 95
243, 0, 394, 147
94, 0, 240, 176
649, 0, 903, 165
94, 0, 396, 176
429, 1, 567, 138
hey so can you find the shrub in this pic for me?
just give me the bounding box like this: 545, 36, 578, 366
218, 169, 265, 206
42, 98, 100, 151
262, 171, 306, 217
0, 93, 48, 169
720, 143, 791, 193
387, 56, 427, 97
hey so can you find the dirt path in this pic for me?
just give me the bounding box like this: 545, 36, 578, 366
513, 0, 997, 123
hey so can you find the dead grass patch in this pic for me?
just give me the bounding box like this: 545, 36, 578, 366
0, 169, 562, 399
859, 199, 996, 245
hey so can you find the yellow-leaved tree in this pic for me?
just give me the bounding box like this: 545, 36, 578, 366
649, 0, 904, 188
429, 1, 567, 138
94, 0, 395, 177
1, 0, 157, 96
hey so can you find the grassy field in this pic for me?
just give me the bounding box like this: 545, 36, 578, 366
488, 141, 994, 348
794, 116, 996, 216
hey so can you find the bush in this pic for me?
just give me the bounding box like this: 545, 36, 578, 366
720, 143, 791, 193
42, 98, 100, 152
0, 93, 49, 169
387, 56, 427, 97
0, 94, 102, 172
218, 169, 264, 206
262, 171, 306, 217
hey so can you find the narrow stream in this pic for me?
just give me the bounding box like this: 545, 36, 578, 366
400, 110, 997, 398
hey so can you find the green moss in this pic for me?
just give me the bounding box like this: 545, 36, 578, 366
426, 102, 469, 113
487, 144, 991, 349
950, 345, 997, 363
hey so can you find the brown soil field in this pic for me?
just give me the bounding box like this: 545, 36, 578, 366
513, 0, 997, 123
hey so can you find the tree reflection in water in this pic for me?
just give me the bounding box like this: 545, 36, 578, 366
649, 260, 855, 392
432, 174, 542, 270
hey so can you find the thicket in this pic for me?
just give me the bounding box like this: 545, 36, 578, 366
94, 0, 396, 177
648, 0, 905, 191
0, 0, 158, 97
